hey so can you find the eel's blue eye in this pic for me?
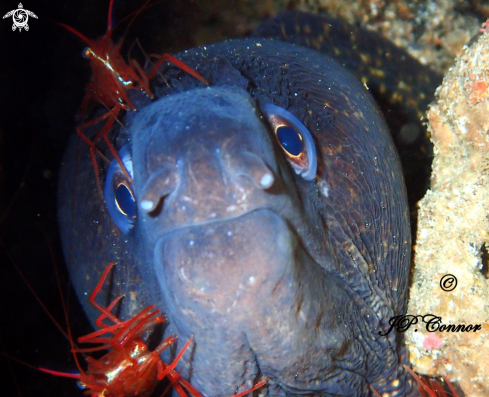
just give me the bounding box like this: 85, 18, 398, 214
115, 183, 136, 218
262, 103, 317, 181
276, 126, 303, 156
104, 145, 136, 234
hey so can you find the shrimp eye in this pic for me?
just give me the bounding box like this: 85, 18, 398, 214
82, 47, 92, 59
262, 103, 317, 181
76, 380, 87, 390
104, 145, 137, 234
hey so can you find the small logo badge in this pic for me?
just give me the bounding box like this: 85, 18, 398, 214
3, 3, 37, 32
440, 274, 457, 291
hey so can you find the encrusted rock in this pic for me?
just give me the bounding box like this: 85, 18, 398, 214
406, 28, 489, 397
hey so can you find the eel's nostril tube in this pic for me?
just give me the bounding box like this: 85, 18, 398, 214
225, 150, 275, 190
140, 169, 178, 215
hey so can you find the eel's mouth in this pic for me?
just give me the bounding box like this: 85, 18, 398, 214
154, 191, 297, 240
152, 202, 289, 239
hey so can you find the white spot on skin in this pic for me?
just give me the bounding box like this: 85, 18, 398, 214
260, 173, 274, 188
319, 180, 329, 197
226, 205, 236, 212
189, 240, 194, 246
249, 276, 255, 284
227, 231, 233, 237
140, 200, 154, 211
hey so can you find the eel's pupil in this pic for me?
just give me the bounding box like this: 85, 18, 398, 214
276, 125, 303, 156
115, 183, 136, 218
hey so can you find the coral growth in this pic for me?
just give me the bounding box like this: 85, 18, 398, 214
406, 27, 489, 397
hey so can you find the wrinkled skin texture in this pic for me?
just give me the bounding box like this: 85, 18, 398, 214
254, 11, 442, 209
58, 25, 415, 397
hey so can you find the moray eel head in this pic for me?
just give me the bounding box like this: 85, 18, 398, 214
59, 39, 415, 397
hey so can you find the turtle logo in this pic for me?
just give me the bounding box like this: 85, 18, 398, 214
3, 3, 38, 32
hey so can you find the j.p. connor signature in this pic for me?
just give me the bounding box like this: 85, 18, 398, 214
379, 314, 482, 336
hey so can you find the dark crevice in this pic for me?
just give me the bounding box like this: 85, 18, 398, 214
480, 243, 489, 279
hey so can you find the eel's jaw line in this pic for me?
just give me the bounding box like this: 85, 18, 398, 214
146, 201, 292, 242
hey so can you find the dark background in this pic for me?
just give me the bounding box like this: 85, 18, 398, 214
0, 1, 241, 395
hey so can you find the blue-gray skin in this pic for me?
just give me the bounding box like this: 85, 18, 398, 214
58, 23, 415, 397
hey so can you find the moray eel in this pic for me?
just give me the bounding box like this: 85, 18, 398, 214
58, 11, 421, 397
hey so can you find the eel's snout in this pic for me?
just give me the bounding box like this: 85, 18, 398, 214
131, 86, 298, 240
138, 135, 278, 234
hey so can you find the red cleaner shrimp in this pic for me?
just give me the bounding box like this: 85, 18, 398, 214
0, 245, 189, 397
38, 261, 196, 397
59, 0, 208, 195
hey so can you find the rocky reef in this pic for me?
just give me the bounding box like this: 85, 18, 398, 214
406, 26, 489, 397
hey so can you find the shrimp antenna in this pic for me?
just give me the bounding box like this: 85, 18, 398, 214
56, 21, 94, 47
38, 224, 86, 376
107, 0, 115, 30
112, 0, 164, 40
0, 230, 88, 381
0, 238, 71, 345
